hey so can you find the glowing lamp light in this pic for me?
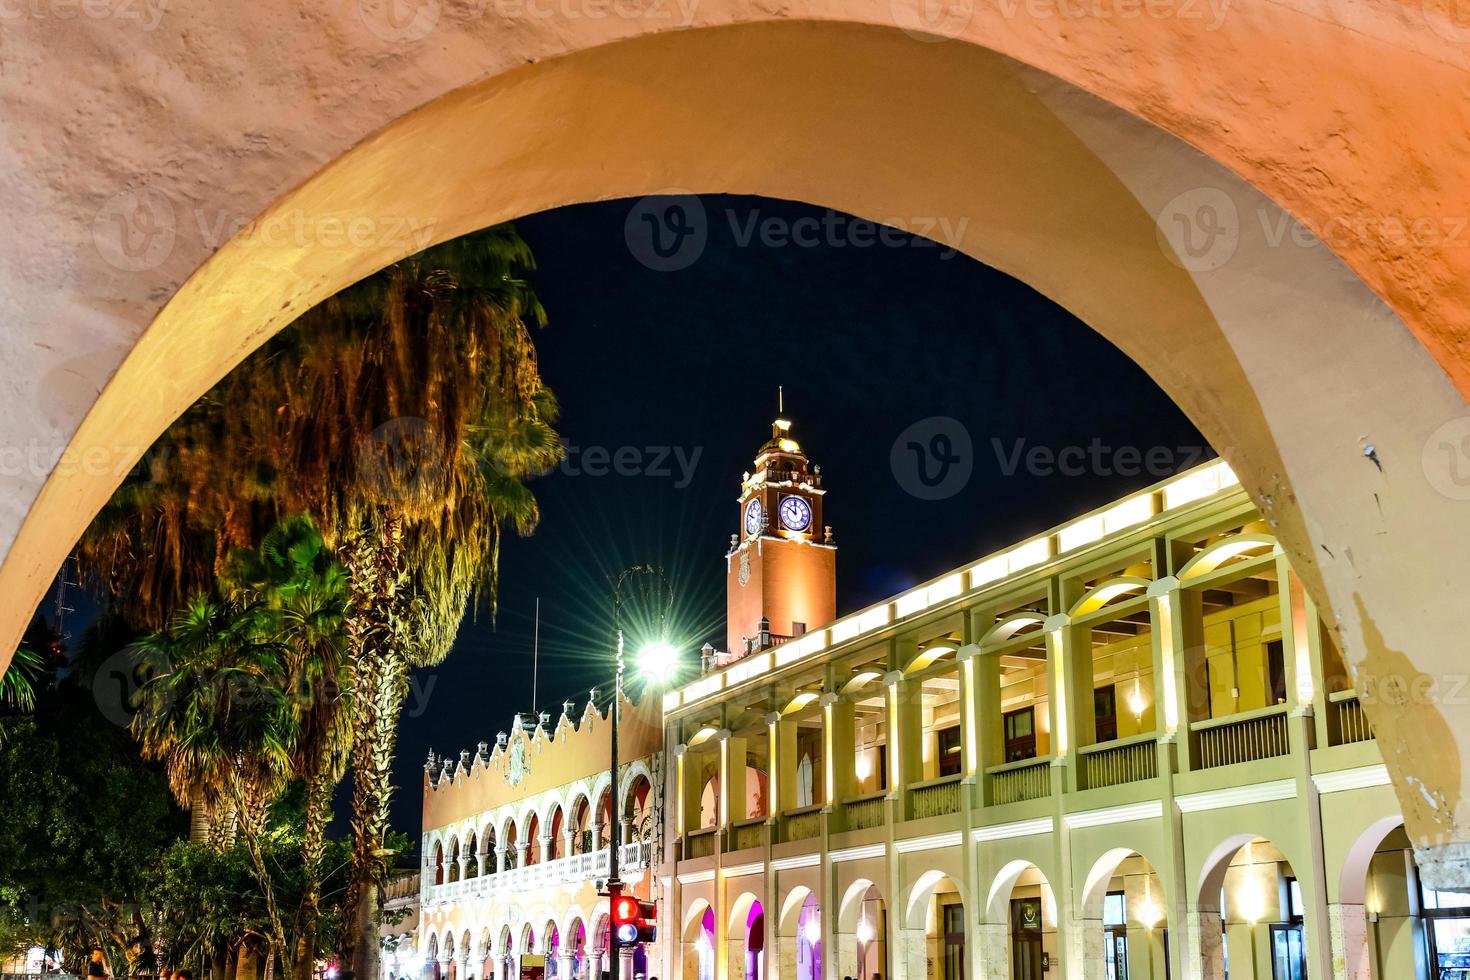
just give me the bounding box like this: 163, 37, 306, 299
1239, 887, 1267, 926
802, 919, 821, 945
855, 753, 872, 781
1137, 901, 1163, 930
638, 642, 680, 683
695, 934, 711, 954
1127, 679, 1147, 719
856, 918, 874, 944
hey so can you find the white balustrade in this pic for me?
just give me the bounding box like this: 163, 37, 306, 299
420, 840, 649, 907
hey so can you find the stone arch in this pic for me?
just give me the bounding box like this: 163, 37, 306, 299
726, 892, 765, 980
778, 886, 814, 939
1340, 814, 1407, 906
1077, 848, 1171, 980
1194, 833, 1262, 911
903, 869, 966, 931
1194, 834, 1319, 979
9, 9, 1470, 878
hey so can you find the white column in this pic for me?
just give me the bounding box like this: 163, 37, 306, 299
972, 923, 1008, 980
618, 947, 636, 979
558, 952, 576, 980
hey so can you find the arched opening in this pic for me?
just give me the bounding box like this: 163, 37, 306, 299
1196, 836, 1312, 980
479, 927, 493, 980
459, 930, 472, 980
447, 836, 461, 883
433, 841, 445, 886
837, 879, 888, 980
444, 932, 457, 980
426, 933, 441, 980
624, 772, 653, 843
778, 888, 822, 980
563, 917, 587, 980
518, 924, 537, 979
906, 871, 965, 980
590, 912, 610, 980
987, 861, 1058, 980
1079, 849, 1170, 980
496, 926, 512, 980
597, 789, 613, 850
548, 804, 565, 860
480, 823, 497, 875
681, 902, 715, 980
1338, 817, 1443, 980
525, 811, 542, 865
542, 920, 561, 977
728, 893, 766, 980
464, 830, 479, 878
570, 795, 592, 855
10, 11, 1470, 881
502, 818, 519, 869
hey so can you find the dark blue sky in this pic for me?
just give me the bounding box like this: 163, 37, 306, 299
386, 195, 1210, 836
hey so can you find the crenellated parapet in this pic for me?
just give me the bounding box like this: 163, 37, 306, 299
422, 687, 664, 836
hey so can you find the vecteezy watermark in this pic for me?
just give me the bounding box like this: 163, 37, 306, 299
0, 438, 158, 481
92, 184, 439, 273
624, 193, 709, 272
358, 417, 448, 504
93, 187, 177, 273
891, 417, 974, 500
357, 0, 440, 42
1157, 185, 1470, 273
888, 0, 975, 40
0, 0, 167, 27
993, 438, 1211, 478
625, 195, 969, 272
560, 442, 703, 487
1422, 416, 1470, 501
1420, 0, 1470, 43
1156, 186, 1240, 273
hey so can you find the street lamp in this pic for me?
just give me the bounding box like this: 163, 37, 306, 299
608, 565, 676, 980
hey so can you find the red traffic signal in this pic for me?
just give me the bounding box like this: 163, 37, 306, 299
611, 894, 657, 947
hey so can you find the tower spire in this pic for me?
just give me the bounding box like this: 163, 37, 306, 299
778, 384, 784, 415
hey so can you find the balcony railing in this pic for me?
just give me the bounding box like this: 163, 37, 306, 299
909, 774, 963, 818
843, 791, 887, 831
988, 756, 1053, 805
731, 817, 767, 851
422, 840, 649, 905
1079, 734, 1159, 789
1329, 691, 1374, 745
384, 870, 420, 907
1193, 704, 1290, 769
685, 826, 717, 859
783, 805, 824, 841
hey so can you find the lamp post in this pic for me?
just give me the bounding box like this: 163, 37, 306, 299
608, 565, 677, 980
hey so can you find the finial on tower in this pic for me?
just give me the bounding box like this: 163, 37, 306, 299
778, 384, 784, 414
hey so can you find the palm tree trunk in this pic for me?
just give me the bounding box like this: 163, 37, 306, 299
338, 512, 411, 980
236, 779, 291, 980
292, 742, 334, 980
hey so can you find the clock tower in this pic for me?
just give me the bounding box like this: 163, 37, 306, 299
725, 413, 837, 658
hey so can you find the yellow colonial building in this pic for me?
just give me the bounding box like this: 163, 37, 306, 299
410, 696, 666, 980
409, 418, 1449, 980
654, 422, 1435, 980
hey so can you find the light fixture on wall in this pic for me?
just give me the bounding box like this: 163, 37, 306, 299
1127, 673, 1146, 721
803, 918, 821, 945
856, 917, 874, 944
855, 752, 872, 781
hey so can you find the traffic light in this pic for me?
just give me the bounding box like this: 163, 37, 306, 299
611, 892, 657, 947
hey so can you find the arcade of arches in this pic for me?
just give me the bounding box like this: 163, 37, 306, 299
7, 0, 1470, 888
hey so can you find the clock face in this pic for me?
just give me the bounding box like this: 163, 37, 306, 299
779, 495, 813, 532
744, 498, 764, 536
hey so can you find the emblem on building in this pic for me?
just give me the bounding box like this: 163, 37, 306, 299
505, 738, 530, 785
738, 551, 751, 586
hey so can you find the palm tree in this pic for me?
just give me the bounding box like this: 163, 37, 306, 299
223, 516, 351, 980
0, 645, 45, 711
130, 595, 295, 979
77, 224, 563, 977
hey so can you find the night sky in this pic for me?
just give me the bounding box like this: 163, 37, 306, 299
383, 195, 1211, 838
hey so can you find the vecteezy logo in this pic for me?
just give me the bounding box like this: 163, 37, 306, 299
1155, 187, 1239, 273
357, 0, 440, 43
1422, 416, 1470, 500
889, 0, 975, 41
890, 416, 973, 500
92, 187, 177, 272
92, 644, 171, 728
624, 193, 708, 272
357, 417, 446, 503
